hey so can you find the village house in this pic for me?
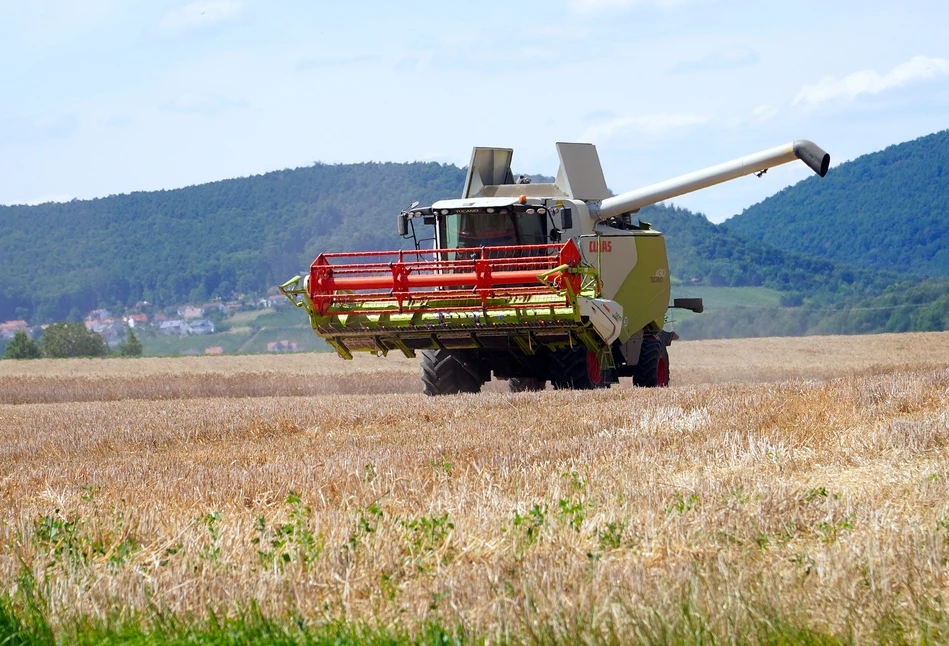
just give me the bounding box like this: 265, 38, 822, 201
177, 306, 204, 319
158, 318, 214, 336
188, 319, 215, 335
267, 340, 299, 352
84, 314, 128, 345
0, 320, 29, 339
99, 322, 128, 345
125, 313, 148, 328
222, 303, 242, 314
158, 320, 189, 336
86, 309, 112, 322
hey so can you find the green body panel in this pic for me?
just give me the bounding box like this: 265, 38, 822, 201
612, 233, 671, 342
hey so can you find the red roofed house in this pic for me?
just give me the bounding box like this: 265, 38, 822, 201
126, 314, 148, 328
0, 320, 29, 339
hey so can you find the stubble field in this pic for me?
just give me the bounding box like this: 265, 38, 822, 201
1, 332, 949, 643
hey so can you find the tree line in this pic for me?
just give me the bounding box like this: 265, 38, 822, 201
3, 324, 142, 359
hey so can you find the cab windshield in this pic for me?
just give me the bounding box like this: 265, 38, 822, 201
444, 212, 547, 251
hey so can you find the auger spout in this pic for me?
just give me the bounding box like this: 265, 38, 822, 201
590, 139, 830, 222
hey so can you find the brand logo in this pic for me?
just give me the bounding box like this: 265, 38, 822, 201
589, 240, 612, 253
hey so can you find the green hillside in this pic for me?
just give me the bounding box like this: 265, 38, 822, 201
649, 204, 949, 338
726, 129, 949, 277
673, 277, 949, 340
0, 162, 463, 323
645, 204, 900, 305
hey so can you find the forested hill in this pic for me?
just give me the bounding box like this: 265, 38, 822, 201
725, 129, 949, 277
645, 204, 899, 305
649, 203, 949, 338
0, 162, 463, 322
0, 159, 888, 325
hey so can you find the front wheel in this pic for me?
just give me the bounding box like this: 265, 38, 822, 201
632, 337, 669, 387
550, 347, 607, 390
421, 350, 483, 396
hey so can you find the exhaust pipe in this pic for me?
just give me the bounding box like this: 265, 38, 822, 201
591, 139, 830, 222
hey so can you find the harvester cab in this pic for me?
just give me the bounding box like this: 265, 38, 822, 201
281, 140, 830, 395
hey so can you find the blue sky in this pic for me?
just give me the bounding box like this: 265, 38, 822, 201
1, 0, 947, 222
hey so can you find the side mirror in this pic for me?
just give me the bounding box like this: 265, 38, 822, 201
561, 208, 573, 231
397, 213, 409, 237
672, 297, 704, 313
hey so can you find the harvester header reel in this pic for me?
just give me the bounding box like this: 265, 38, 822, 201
279, 239, 601, 360
304, 239, 585, 317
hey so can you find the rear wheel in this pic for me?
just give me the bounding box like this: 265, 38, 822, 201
550, 346, 606, 390
632, 337, 669, 387
508, 377, 546, 392
421, 350, 483, 396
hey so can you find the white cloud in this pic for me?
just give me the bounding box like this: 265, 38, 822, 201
24, 195, 74, 206
159, 0, 242, 32
669, 45, 759, 74
722, 104, 778, 129
750, 104, 778, 122
793, 55, 949, 106
581, 113, 709, 142
164, 93, 249, 115
570, 0, 719, 11
295, 54, 375, 71
0, 113, 79, 146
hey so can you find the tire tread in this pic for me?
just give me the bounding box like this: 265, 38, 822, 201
421, 349, 483, 396
632, 337, 669, 387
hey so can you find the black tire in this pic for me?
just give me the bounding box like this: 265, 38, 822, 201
508, 377, 546, 392
421, 349, 483, 396
549, 346, 606, 390
632, 337, 669, 388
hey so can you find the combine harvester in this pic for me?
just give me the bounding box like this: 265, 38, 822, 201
281, 140, 830, 395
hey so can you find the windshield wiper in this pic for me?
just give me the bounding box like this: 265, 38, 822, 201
508, 212, 522, 245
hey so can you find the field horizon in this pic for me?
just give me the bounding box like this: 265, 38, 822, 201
5, 330, 949, 404
2, 331, 948, 643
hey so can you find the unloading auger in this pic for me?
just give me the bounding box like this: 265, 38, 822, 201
281, 140, 830, 394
